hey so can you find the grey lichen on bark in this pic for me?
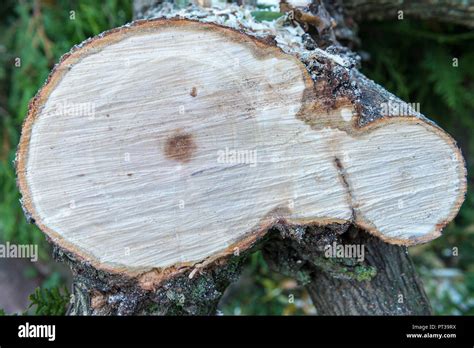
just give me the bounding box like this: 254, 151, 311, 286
262, 225, 432, 315
54, 242, 247, 315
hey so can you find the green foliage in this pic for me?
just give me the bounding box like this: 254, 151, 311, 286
251, 11, 283, 22
0, 284, 70, 316
28, 286, 70, 315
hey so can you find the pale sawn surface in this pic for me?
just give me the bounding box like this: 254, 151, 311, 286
23, 24, 465, 270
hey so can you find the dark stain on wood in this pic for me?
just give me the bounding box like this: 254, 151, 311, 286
164, 131, 196, 163
190, 87, 197, 97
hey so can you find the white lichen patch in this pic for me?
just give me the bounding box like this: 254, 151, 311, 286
144, 2, 351, 67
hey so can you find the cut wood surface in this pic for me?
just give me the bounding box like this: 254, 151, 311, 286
17, 19, 466, 279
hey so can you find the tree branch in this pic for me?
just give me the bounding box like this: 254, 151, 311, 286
342, 0, 474, 28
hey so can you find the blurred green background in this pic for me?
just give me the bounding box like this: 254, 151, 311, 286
0, 0, 472, 315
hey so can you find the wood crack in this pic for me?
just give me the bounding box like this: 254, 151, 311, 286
334, 156, 356, 221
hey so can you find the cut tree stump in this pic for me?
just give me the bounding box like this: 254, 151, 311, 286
16, 2, 467, 315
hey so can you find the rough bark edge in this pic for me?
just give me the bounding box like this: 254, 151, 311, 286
15, 18, 467, 289
53, 237, 248, 315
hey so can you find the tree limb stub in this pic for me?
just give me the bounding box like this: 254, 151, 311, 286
16, 18, 466, 292
342, 0, 474, 29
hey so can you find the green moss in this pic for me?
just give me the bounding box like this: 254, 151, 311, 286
353, 265, 377, 282
295, 270, 312, 285
310, 254, 377, 282
251, 11, 283, 22
143, 303, 160, 314
193, 277, 211, 298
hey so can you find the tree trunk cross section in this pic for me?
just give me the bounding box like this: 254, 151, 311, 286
15, 2, 467, 315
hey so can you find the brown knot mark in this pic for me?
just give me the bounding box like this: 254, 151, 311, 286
164, 131, 196, 163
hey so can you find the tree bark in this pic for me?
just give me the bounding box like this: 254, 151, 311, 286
342, 0, 474, 28
306, 239, 432, 315
53, 243, 245, 315
262, 226, 432, 315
